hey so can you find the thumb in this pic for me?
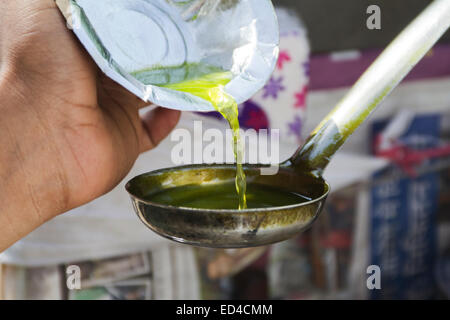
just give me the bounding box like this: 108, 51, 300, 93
140, 107, 181, 153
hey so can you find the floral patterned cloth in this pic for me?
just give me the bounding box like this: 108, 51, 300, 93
199, 12, 310, 144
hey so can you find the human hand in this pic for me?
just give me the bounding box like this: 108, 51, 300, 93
0, 0, 180, 250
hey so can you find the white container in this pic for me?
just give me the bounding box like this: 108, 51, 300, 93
57, 0, 280, 112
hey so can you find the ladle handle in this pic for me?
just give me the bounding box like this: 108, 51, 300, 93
289, 0, 450, 175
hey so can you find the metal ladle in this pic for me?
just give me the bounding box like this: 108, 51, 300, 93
126, 0, 450, 248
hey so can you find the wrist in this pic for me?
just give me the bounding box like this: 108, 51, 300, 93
0, 70, 68, 251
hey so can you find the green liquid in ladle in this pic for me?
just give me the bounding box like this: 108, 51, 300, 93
148, 182, 311, 210
162, 72, 248, 210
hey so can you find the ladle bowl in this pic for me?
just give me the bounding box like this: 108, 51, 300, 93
126, 164, 329, 248
126, 0, 450, 248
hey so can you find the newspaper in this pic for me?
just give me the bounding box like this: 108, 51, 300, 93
69, 252, 151, 289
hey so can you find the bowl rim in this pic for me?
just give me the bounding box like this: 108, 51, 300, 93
125, 163, 330, 214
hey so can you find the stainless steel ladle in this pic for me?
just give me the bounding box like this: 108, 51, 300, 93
126, 0, 450, 248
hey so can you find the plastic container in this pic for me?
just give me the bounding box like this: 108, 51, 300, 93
56, 0, 279, 112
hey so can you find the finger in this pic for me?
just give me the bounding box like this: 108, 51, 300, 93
140, 107, 181, 153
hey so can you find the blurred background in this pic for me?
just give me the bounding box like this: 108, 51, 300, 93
1, 0, 449, 300
200, 0, 450, 300
278, 0, 450, 52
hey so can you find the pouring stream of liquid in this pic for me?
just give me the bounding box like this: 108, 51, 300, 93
162, 72, 248, 209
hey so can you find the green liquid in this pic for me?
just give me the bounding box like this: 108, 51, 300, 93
131, 63, 224, 86
146, 182, 311, 210
162, 72, 248, 210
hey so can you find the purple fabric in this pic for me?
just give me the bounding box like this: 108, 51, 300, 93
239, 100, 269, 130
262, 76, 286, 99
310, 44, 450, 91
